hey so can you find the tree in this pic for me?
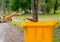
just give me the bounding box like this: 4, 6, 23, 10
45, 0, 53, 13
54, 0, 57, 14
2, 0, 5, 15
9, 0, 20, 11
40, 0, 54, 14
0, 0, 9, 16
0, 0, 2, 11
20, 0, 31, 14
54, 0, 60, 14
31, 0, 39, 21
9, 0, 31, 14
5, 0, 9, 8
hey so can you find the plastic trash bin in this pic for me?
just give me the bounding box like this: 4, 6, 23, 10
21, 20, 58, 42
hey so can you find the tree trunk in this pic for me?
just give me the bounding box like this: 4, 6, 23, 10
31, 0, 39, 21
2, 0, 5, 16
30, 9, 31, 14
54, 9, 55, 14
45, 0, 50, 14
54, 0, 58, 14
2, 8, 5, 15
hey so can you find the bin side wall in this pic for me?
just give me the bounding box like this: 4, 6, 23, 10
24, 26, 53, 42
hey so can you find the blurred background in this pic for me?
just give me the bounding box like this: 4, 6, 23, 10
0, 0, 60, 42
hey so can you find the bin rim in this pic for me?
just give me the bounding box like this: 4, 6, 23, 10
21, 20, 58, 27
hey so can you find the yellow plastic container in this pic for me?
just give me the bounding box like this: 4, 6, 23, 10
21, 20, 58, 42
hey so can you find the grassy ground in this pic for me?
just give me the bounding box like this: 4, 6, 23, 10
9, 14, 60, 42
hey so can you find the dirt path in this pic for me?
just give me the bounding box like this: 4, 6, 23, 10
0, 23, 23, 42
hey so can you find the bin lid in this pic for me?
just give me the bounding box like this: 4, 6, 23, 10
21, 20, 58, 27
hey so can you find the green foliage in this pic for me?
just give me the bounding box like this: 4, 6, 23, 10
8, 0, 31, 12
19, 0, 31, 14
50, 9, 60, 14
40, 0, 60, 14
20, 0, 31, 10
40, 0, 54, 14
0, 0, 60, 15
4, 0, 9, 8
9, 0, 20, 11
0, 0, 2, 5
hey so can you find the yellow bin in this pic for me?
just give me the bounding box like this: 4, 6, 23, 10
22, 20, 58, 42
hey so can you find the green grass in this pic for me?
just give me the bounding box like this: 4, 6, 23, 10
50, 9, 60, 14
9, 21, 23, 30
9, 14, 60, 42
53, 38, 60, 42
